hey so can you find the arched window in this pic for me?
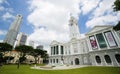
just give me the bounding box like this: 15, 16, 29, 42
104, 55, 112, 64
53, 59, 55, 63
50, 59, 52, 63
56, 59, 58, 63
95, 56, 101, 63
115, 54, 120, 63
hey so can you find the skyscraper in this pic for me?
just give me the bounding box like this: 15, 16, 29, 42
29, 40, 34, 48
16, 33, 27, 46
36, 45, 44, 50
4, 14, 22, 47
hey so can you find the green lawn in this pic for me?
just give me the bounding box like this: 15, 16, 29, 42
0, 65, 120, 74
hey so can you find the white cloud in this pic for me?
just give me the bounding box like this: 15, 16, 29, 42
0, 0, 5, 11
86, 14, 118, 28
0, 6, 4, 11
2, 12, 15, 21
0, 30, 6, 35
0, 0, 4, 4
27, 0, 119, 50
80, 0, 100, 15
85, 0, 120, 28
0, 40, 3, 42
27, 0, 81, 50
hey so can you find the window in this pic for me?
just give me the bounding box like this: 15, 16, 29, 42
53, 59, 55, 63
50, 59, 52, 63
56, 59, 58, 63
53, 46, 55, 55
104, 31, 117, 47
73, 43, 78, 53
95, 56, 101, 63
104, 55, 112, 64
115, 54, 120, 63
61, 46, 64, 54
89, 35, 98, 50
56, 45, 59, 54
96, 33, 107, 48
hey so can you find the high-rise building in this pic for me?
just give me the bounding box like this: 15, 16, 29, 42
16, 33, 27, 46
29, 40, 34, 48
4, 14, 22, 47
36, 45, 44, 50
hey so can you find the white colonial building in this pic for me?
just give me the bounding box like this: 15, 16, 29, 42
48, 16, 120, 66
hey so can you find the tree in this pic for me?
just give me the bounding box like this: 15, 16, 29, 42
0, 43, 12, 64
30, 49, 43, 64
3, 56, 14, 63
15, 45, 33, 69
0, 43, 12, 52
113, 0, 120, 11
15, 45, 33, 63
42, 50, 49, 64
30, 49, 48, 64
113, 0, 120, 30
113, 21, 120, 30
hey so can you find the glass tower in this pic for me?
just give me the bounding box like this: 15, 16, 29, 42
4, 14, 22, 47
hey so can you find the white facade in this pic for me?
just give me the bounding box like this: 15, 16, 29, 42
48, 16, 120, 66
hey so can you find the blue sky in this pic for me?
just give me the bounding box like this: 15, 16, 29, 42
0, 0, 119, 49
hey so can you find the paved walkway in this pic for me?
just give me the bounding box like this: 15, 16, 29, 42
31, 65, 88, 70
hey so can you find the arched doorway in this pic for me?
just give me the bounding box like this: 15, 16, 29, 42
115, 54, 120, 64
104, 55, 112, 64
95, 56, 101, 64
75, 58, 79, 65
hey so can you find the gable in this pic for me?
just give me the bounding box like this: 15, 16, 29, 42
86, 25, 113, 35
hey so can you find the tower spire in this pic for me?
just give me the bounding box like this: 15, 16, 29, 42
68, 15, 80, 39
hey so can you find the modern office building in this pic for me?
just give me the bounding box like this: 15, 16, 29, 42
36, 45, 44, 50
16, 33, 27, 46
29, 40, 34, 48
4, 14, 22, 47
48, 16, 120, 66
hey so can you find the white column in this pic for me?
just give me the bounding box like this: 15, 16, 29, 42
59, 45, 61, 55
102, 32, 110, 49
94, 34, 100, 50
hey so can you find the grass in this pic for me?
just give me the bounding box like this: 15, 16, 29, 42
0, 65, 120, 74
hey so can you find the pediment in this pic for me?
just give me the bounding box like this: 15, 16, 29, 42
86, 25, 113, 35
50, 40, 60, 46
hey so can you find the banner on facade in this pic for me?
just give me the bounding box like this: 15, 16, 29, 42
104, 31, 117, 47
89, 36, 98, 49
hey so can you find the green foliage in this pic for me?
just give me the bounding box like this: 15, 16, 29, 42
31, 49, 48, 58
0, 43, 12, 52
2, 56, 14, 63
113, 0, 120, 11
15, 45, 33, 53
30, 49, 48, 64
19, 57, 26, 63
113, 21, 120, 30
0, 53, 3, 63
3, 56, 14, 61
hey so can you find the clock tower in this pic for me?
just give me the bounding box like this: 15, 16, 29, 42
69, 15, 80, 39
